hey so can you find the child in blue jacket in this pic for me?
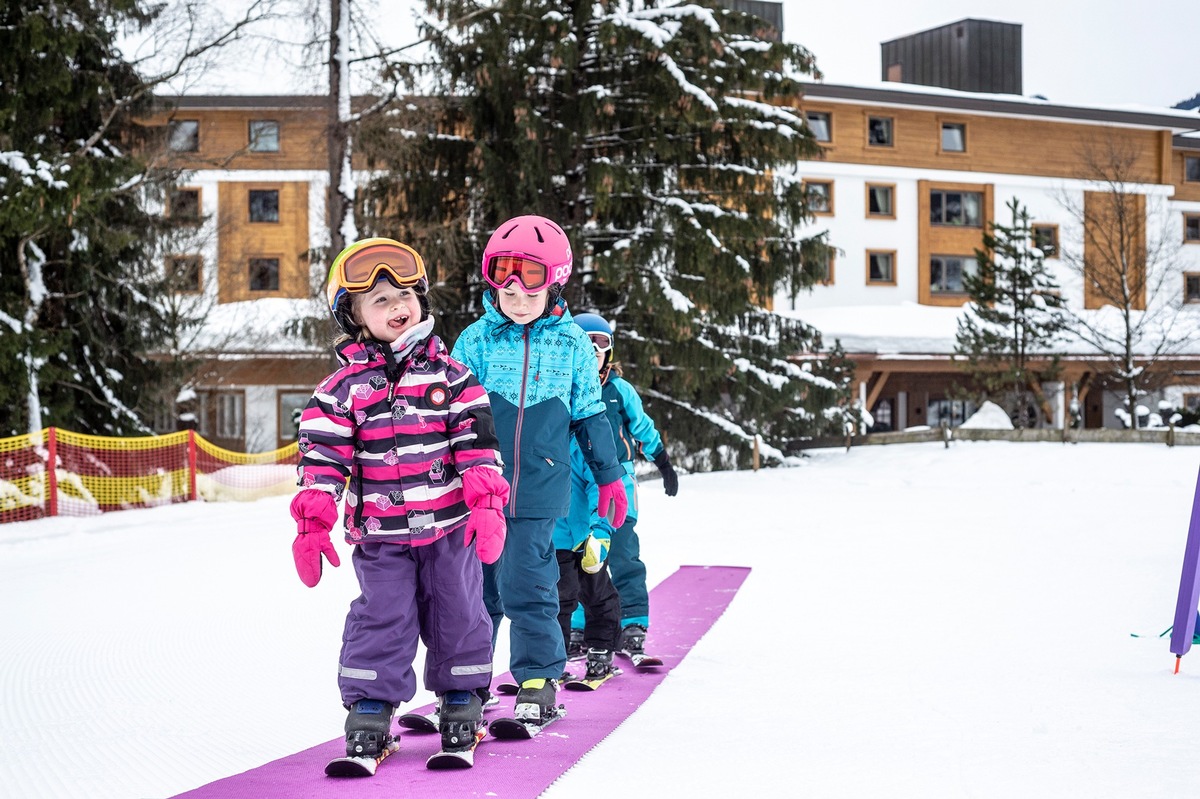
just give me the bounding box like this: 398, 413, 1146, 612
569, 313, 678, 663
451, 215, 628, 726
553, 439, 622, 683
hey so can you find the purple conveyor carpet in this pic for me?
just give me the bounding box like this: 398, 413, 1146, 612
171, 565, 750, 798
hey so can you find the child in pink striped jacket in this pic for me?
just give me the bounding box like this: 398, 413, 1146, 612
290, 238, 507, 763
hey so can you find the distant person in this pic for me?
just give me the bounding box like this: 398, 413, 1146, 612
554, 437, 622, 683
291, 238, 509, 764
452, 215, 628, 728
568, 313, 678, 664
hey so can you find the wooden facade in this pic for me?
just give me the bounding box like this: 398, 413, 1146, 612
798, 98, 1172, 186
215, 180, 311, 303
796, 80, 1200, 430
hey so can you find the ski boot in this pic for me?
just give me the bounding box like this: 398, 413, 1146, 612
514, 678, 557, 723
619, 623, 647, 658
437, 690, 483, 752
567, 628, 586, 660
344, 698, 395, 758
585, 648, 614, 681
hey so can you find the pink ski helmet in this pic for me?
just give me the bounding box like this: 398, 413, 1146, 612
481, 215, 573, 293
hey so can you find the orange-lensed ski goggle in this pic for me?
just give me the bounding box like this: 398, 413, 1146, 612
326, 238, 427, 312
483, 253, 552, 293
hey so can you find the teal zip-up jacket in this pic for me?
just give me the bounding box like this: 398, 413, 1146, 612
552, 439, 615, 551
452, 292, 624, 518
601, 373, 665, 468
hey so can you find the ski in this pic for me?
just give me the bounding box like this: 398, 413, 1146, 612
494, 681, 519, 696
563, 670, 618, 691
425, 726, 487, 770
396, 712, 439, 734
324, 738, 401, 778
397, 694, 500, 734
488, 707, 566, 740
618, 651, 664, 669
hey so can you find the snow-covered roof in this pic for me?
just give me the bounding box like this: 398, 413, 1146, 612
801, 81, 1200, 134
781, 302, 1200, 359
190, 298, 327, 355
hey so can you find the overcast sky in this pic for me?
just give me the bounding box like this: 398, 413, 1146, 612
777, 0, 1198, 109
159, 1, 1198, 112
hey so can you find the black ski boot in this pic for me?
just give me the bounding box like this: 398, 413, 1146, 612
514, 678, 557, 723
438, 690, 483, 752
567, 628, 586, 660
344, 698, 395, 758
585, 648, 614, 680
619, 624, 647, 657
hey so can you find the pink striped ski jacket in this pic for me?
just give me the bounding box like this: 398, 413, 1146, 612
296, 335, 503, 546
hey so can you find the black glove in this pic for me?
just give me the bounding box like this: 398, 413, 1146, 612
653, 450, 678, 497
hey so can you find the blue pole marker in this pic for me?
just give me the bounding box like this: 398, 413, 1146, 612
1170, 464, 1200, 670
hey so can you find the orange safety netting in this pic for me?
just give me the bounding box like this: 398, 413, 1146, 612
0, 428, 299, 524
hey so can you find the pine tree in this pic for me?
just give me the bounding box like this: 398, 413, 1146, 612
357, 0, 847, 469
955, 197, 1068, 428
0, 1, 183, 436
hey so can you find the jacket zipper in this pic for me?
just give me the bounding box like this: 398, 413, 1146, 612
509, 327, 531, 516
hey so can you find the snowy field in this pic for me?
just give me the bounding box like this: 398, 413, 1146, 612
4, 440, 1200, 798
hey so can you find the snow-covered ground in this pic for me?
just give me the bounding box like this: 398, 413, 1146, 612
4, 441, 1200, 798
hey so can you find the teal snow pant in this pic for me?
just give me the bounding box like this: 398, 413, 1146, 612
482, 516, 566, 684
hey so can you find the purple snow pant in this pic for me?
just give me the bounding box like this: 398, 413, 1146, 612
337, 529, 493, 707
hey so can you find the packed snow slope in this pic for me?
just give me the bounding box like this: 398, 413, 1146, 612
3, 441, 1200, 798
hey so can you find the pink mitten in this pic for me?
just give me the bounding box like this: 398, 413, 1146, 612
596, 480, 628, 529
462, 467, 510, 564
465, 506, 506, 564
290, 489, 341, 587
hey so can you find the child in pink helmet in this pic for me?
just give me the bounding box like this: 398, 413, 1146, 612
452, 215, 628, 728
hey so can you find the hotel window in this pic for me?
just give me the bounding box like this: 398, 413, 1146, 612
1186, 156, 1200, 183
805, 111, 831, 143
811, 250, 835, 285
928, 398, 974, 427
1186, 274, 1200, 303
867, 251, 896, 284
872, 398, 893, 432
216, 393, 245, 440
168, 188, 200, 222
248, 189, 279, 222
278, 391, 311, 443
930, 255, 974, 294
805, 180, 833, 215
249, 257, 280, 291
867, 116, 894, 147
166, 255, 202, 293
930, 190, 982, 227
866, 183, 895, 218
168, 119, 199, 152
941, 122, 966, 153
1032, 224, 1059, 257
1185, 214, 1200, 243
249, 120, 280, 152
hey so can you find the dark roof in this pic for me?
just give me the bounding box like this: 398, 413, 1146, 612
802, 81, 1200, 134
880, 17, 1018, 47
154, 95, 330, 110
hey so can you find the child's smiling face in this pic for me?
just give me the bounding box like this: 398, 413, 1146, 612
352, 280, 423, 342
